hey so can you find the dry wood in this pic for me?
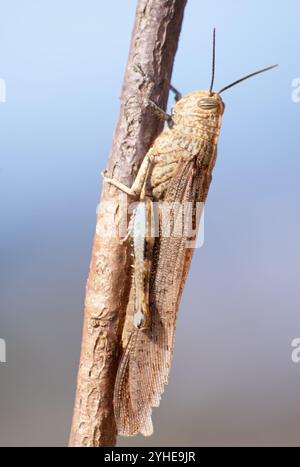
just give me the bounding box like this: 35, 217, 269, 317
69, 0, 187, 448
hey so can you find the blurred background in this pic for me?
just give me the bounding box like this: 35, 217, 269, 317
1, 0, 300, 447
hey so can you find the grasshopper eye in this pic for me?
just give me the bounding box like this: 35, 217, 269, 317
198, 98, 218, 109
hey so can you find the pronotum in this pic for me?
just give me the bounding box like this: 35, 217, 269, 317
102, 30, 278, 437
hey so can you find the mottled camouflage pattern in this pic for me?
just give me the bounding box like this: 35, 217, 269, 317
104, 91, 225, 436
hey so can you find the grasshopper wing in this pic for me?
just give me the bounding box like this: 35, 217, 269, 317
114, 152, 215, 436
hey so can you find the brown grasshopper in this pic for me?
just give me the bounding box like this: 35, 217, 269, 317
102, 31, 278, 437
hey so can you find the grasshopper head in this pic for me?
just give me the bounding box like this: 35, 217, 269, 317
172, 91, 225, 129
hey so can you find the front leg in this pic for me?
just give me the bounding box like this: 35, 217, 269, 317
147, 99, 173, 128
102, 152, 154, 197
134, 62, 182, 103
169, 84, 182, 103
134, 63, 175, 128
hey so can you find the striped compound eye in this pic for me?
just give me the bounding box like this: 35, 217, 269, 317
198, 97, 219, 109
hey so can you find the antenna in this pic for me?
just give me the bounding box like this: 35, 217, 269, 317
218, 64, 278, 94
209, 28, 216, 95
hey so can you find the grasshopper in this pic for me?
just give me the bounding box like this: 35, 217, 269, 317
102, 31, 278, 436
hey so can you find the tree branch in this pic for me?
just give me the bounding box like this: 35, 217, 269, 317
69, 0, 187, 448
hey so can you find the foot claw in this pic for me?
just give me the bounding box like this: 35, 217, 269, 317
134, 63, 145, 77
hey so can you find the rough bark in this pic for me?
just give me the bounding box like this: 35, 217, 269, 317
69, 0, 187, 447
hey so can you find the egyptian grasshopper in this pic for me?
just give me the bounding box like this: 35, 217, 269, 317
102, 31, 277, 436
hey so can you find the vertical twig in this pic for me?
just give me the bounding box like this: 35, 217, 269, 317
69, 0, 187, 447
